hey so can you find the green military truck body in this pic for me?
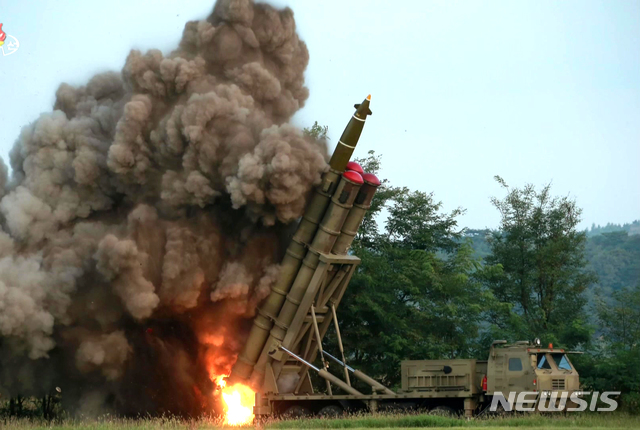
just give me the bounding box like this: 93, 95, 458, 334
399, 359, 486, 417
258, 340, 582, 418
485, 340, 580, 397
393, 340, 581, 416
401, 359, 486, 396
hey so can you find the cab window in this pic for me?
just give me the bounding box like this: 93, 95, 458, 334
551, 353, 572, 370
537, 353, 552, 369
508, 357, 523, 371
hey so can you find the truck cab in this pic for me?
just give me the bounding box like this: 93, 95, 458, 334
486, 340, 580, 397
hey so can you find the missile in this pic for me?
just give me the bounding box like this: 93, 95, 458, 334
229, 96, 372, 384
329, 95, 372, 172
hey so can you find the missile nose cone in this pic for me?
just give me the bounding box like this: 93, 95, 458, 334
329, 97, 373, 172
362, 173, 381, 187
346, 161, 364, 175
343, 170, 364, 185
353, 96, 372, 119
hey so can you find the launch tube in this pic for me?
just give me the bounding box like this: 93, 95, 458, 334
229, 97, 372, 384
251, 172, 364, 382
230, 169, 340, 382
332, 173, 381, 255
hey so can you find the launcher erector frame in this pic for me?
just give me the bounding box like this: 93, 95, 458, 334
260, 252, 360, 396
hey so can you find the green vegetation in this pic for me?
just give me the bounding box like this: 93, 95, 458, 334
574, 284, 640, 413
478, 176, 595, 348
304, 121, 330, 141
268, 412, 640, 429
586, 221, 640, 237
3, 413, 640, 429
457, 223, 640, 412
463, 228, 640, 301
585, 231, 640, 294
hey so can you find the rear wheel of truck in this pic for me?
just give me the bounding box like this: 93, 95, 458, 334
283, 404, 313, 418
428, 406, 458, 417
318, 405, 343, 417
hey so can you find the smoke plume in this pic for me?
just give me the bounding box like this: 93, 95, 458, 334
0, 0, 326, 416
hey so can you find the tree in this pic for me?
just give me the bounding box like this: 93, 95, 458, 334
575, 285, 640, 411
481, 177, 596, 347
596, 285, 640, 350
303, 121, 329, 141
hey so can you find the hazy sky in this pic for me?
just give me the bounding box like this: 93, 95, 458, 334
1, 0, 638, 230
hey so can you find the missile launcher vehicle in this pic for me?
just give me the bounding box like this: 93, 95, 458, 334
400, 340, 582, 416
228, 97, 582, 419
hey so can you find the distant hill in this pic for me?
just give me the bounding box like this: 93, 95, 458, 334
585, 230, 640, 292
462, 229, 492, 260
586, 220, 640, 237
463, 220, 640, 297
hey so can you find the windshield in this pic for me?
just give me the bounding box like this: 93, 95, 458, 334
551, 353, 573, 370
536, 353, 552, 369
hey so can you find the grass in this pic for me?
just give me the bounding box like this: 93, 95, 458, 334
267, 413, 639, 429
1, 413, 638, 430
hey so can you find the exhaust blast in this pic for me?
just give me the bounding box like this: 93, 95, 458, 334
0, 0, 326, 418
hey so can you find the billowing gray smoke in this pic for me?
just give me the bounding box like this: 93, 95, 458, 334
0, 0, 327, 416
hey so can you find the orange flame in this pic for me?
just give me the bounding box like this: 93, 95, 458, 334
215, 374, 227, 389
214, 375, 255, 426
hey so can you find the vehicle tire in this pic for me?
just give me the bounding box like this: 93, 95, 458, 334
428, 406, 458, 417
283, 404, 313, 418
318, 405, 343, 418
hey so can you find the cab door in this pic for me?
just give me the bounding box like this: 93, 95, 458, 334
505, 352, 534, 393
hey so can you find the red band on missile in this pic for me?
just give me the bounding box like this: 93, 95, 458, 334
342, 170, 364, 185
362, 173, 381, 187
346, 161, 364, 175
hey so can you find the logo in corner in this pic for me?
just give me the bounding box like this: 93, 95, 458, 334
0, 23, 20, 57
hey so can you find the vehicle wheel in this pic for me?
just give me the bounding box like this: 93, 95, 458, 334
318, 405, 343, 417
283, 404, 313, 418
428, 405, 458, 417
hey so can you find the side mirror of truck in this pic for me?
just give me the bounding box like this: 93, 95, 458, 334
443, 366, 452, 375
